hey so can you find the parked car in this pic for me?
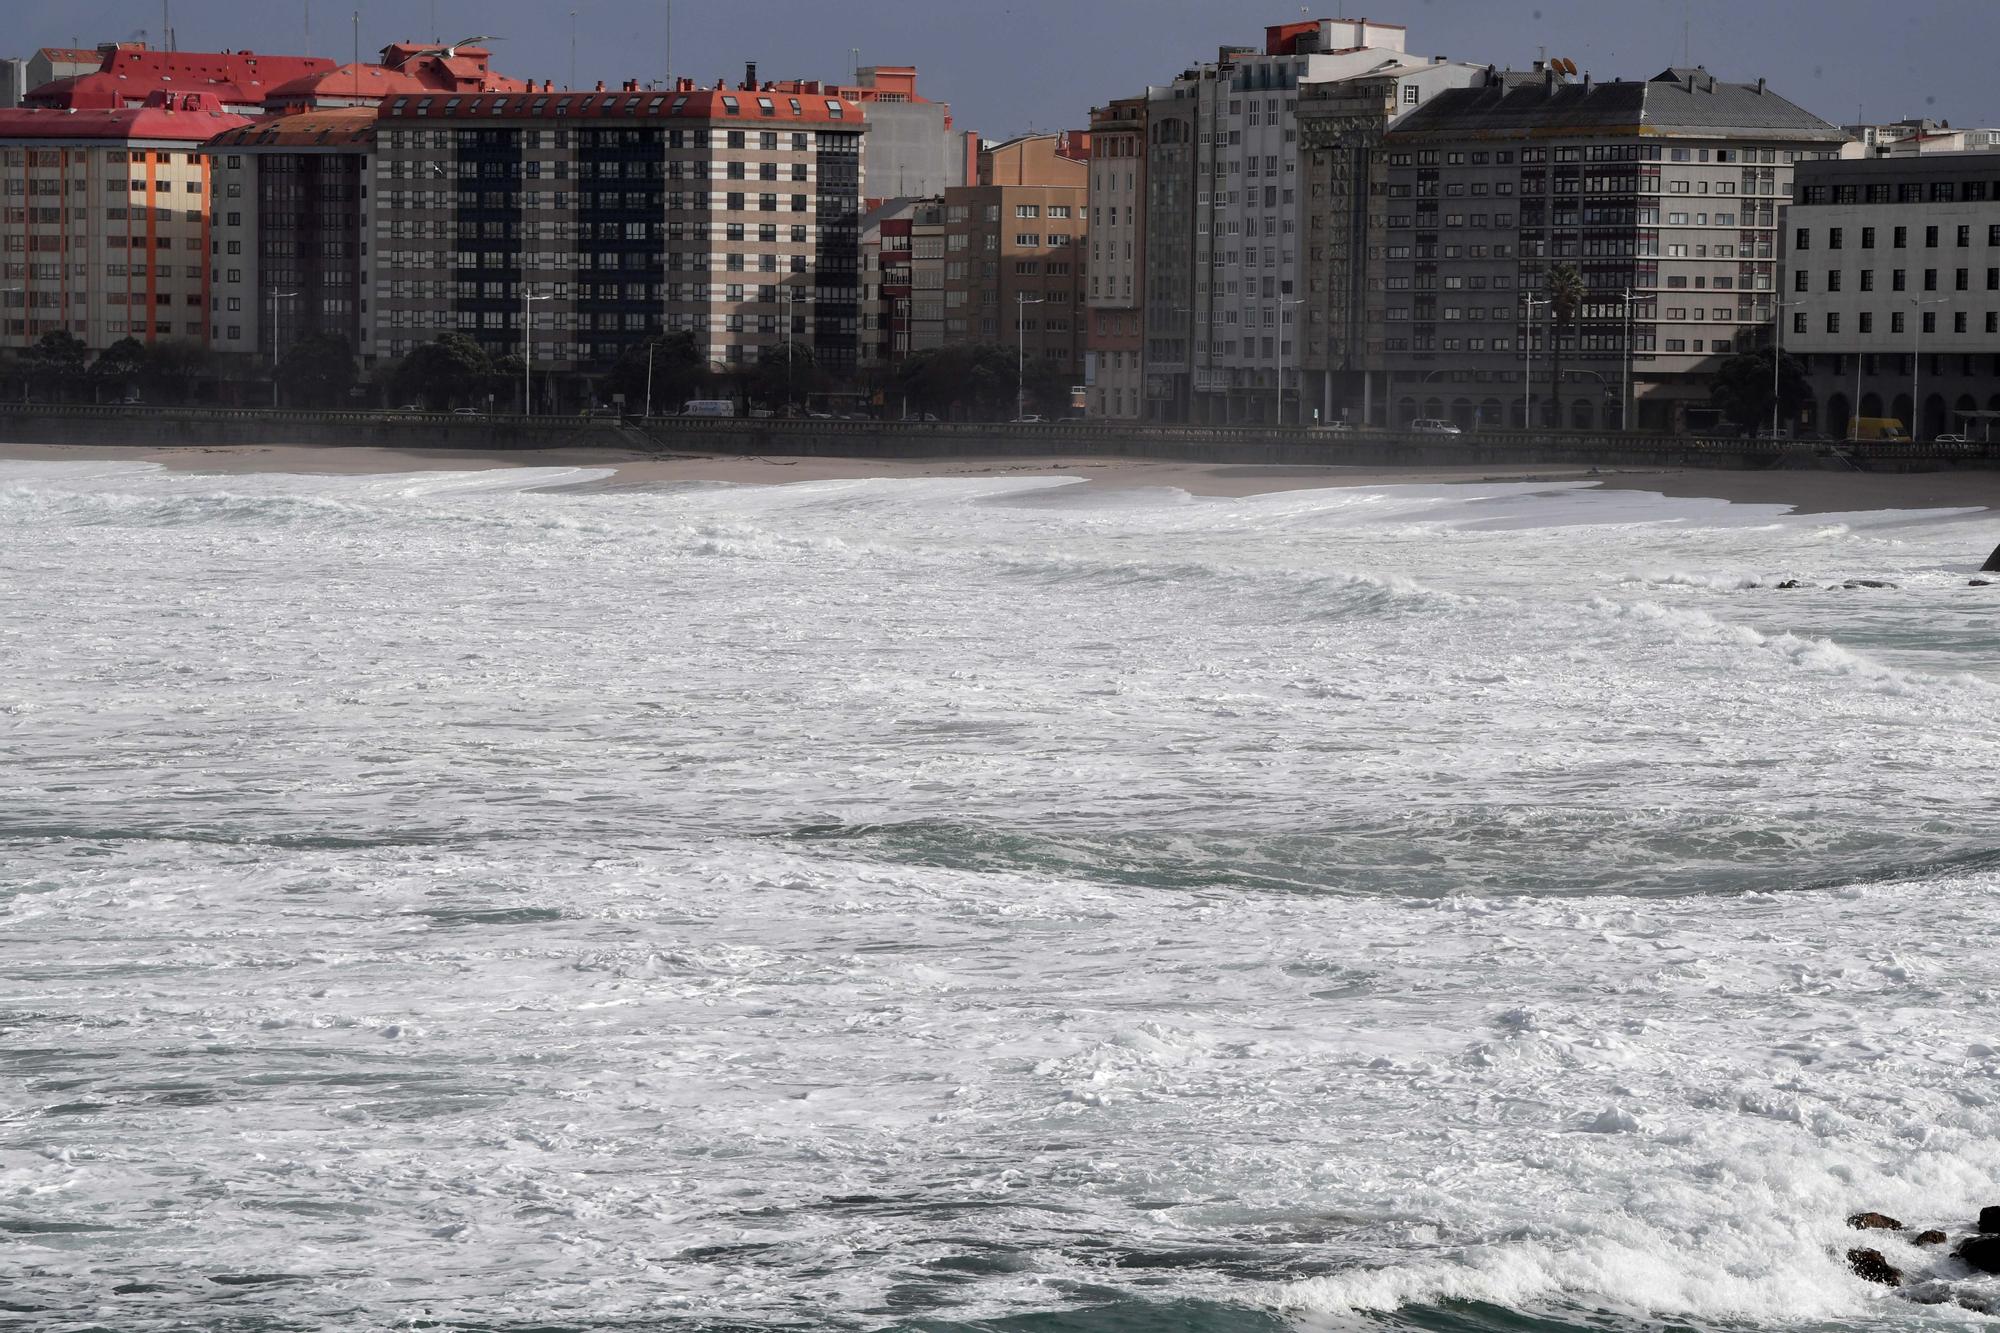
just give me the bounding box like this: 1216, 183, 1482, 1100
1409, 418, 1463, 436
903, 412, 940, 422
451, 407, 483, 416
1936, 432, 1970, 443
1314, 420, 1353, 433
1011, 414, 1045, 424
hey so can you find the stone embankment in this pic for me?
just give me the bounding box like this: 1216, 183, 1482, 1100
4, 402, 2000, 472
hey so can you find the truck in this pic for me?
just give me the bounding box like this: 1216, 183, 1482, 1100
680, 399, 736, 417
1851, 417, 1908, 442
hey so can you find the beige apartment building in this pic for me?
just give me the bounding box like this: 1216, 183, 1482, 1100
0, 92, 248, 352
1086, 97, 1145, 419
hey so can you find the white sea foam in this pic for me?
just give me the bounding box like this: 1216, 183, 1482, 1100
1, 459, 1997, 1331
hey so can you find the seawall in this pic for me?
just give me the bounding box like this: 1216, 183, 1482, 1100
0, 403, 1993, 473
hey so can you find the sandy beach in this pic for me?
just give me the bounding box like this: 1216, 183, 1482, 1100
5, 438, 2000, 516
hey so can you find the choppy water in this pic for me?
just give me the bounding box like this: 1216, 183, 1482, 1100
3, 458, 1999, 1333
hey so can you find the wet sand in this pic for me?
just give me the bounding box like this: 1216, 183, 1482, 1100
4, 439, 2000, 516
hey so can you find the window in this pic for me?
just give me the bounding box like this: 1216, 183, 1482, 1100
1824, 312, 1839, 334
1894, 226, 1907, 248
1858, 312, 1872, 334
1922, 311, 1936, 334
1828, 227, 1843, 249
1960, 225, 1973, 247
1926, 226, 1939, 248
1954, 311, 1968, 333
1924, 269, 1938, 291
1893, 269, 1906, 291
1826, 270, 1840, 292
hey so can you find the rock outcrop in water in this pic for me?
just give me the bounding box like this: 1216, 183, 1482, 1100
1980, 1205, 2000, 1233
1848, 1247, 1904, 1286
1915, 1229, 1948, 1246
1958, 1235, 2000, 1274
1848, 1211, 1905, 1231
1981, 543, 2000, 573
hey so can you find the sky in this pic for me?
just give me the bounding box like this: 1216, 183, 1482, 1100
11, 0, 1994, 138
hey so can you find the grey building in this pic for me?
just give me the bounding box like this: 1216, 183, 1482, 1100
1784, 151, 2000, 441
1378, 65, 1845, 432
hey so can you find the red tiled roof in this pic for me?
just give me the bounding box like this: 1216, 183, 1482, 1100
23, 48, 333, 111
378, 87, 866, 124
0, 92, 253, 144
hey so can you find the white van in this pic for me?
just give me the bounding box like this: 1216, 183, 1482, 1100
1409, 418, 1463, 436
681, 399, 736, 417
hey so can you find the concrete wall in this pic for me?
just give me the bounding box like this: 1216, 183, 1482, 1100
3, 402, 1995, 473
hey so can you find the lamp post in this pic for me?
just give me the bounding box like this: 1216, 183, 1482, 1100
1907, 294, 1949, 442
781, 284, 816, 414
1618, 287, 1636, 432
1274, 296, 1305, 427
1521, 295, 1550, 431
1015, 291, 1045, 420
269, 289, 298, 407
1769, 297, 1808, 440
522, 284, 551, 415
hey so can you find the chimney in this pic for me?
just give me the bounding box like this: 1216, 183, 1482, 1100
1582, 72, 1592, 93
745, 61, 757, 90
594, 80, 605, 92
1756, 76, 1767, 95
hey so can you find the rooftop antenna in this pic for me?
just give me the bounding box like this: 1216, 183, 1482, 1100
664, 0, 671, 85
850, 46, 860, 84
352, 10, 360, 100
570, 10, 577, 91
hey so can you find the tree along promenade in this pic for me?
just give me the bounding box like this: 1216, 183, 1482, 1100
0, 401, 1995, 472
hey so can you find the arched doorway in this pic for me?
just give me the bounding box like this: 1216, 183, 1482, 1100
1481, 398, 1503, 433
1891, 393, 1913, 430
1924, 394, 1949, 440
1422, 396, 1444, 421
1510, 398, 1528, 429
1451, 397, 1474, 430
1570, 398, 1594, 430
1860, 391, 1884, 419
1825, 393, 1850, 439
1396, 396, 1417, 427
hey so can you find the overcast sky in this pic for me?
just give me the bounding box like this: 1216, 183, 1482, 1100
15, 0, 1993, 138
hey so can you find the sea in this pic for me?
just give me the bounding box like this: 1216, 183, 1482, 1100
2, 456, 1998, 1333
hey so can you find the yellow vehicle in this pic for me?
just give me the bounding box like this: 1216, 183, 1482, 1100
1852, 417, 1909, 441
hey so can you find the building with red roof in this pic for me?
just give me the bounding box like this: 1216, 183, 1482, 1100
366, 76, 870, 396
0, 89, 251, 353
265, 42, 529, 111
23, 43, 334, 115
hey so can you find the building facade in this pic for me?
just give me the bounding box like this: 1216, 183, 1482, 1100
1784, 151, 2000, 441
943, 135, 1088, 398
0, 92, 249, 352
1086, 97, 1146, 419
367, 79, 867, 399
1378, 65, 1845, 432
1296, 57, 1485, 425
205, 109, 374, 372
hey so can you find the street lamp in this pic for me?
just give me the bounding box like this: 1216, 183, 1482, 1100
781, 284, 816, 414
1770, 297, 1809, 440
269, 289, 298, 408
1015, 291, 1045, 420
1617, 287, 1637, 432
1521, 295, 1550, 431
522, 283, 551, 415
1906, 294, 1950, 442
1274, 296, 1305, 427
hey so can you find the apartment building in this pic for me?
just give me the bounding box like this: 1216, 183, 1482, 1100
1378, 65, 1845, 432
1141, 18, 1485, 423
860, 195, 946, 366
22, 44, 333, 115
1295, 56, 1484, 424
943, 134, 1089, 391
0, 91, 249, 352
832, 67, 974, 199
205, 109, 375, 368
1784, 151, 2000, 440
1086, 97, 1146, 419
366, 77, 867, 400
1843, 119, 2000, 158
2, 48, 99, 109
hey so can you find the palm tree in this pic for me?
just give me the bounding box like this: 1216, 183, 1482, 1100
1544, 263, 1588, 429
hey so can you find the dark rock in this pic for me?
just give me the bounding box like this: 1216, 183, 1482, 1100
1848, 1247, 1904, 1286
1848, 1211, 1905, 1231
1842, 579, 1898, 590
1981, 1205, 2000, 1234
1915, 1229, 1948, 1246
1776, 579, 1801, 589
1981, 543, 2000, 573
1957, 1234, 2000, 1273
1972, 579, 1993, 587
